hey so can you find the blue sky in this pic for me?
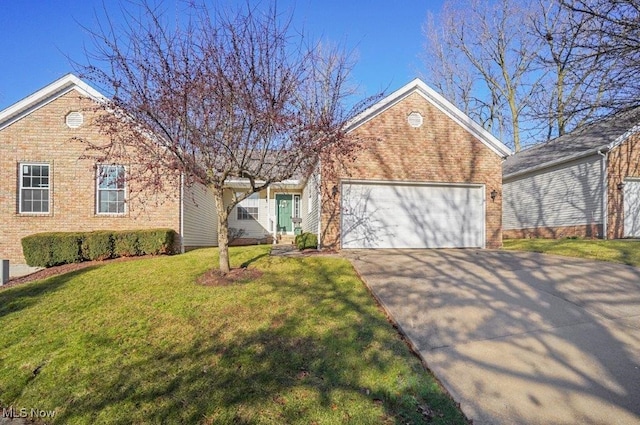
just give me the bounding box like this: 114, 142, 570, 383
0, 0, 445, 110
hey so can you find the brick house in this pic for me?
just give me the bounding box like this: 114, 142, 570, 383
320, 79, 511, 249
0, 74, 218, 266
1, 75, 510, 267
503, 107, 640, 239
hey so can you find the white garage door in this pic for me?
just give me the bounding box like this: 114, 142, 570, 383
624, 179, 640, 237
341, 182, 485, 249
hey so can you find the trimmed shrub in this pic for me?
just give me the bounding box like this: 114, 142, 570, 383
81, 231, 114, 261
295, 232, 318, 250
137, 229, 178, 255
114, 232, 140, 257
51, 233, 84, 266
22, 232, 83, 267
22, 234, 52, 268
22, 229, 179, 268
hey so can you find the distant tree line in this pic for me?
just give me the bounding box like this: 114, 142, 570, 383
423, 0, 640, 151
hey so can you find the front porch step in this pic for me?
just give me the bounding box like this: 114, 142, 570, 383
277, 235, 296, 245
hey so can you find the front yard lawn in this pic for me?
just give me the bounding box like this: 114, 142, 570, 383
0, 247, 466, 424
504, 238, 640, 266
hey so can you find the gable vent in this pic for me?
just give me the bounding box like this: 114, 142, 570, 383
407, 111, 423, 128
65, 111, 84, 128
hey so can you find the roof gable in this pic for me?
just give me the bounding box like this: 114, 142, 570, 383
346, 78, 512, 158
503, 106, 640, 178
0, 74, 105, 131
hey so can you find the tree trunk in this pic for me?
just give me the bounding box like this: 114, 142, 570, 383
214, 189, 231, 274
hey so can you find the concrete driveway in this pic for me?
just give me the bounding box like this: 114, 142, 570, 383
346, 249, 640, 425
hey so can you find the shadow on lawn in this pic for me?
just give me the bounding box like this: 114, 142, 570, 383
51, 256, 456, 424
0, 267, 99, 319
240, 251, 269, 268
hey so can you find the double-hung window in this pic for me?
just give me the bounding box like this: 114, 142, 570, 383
97, 165, 126, 214
20, 163, 50, 213
237, 192, 259, 220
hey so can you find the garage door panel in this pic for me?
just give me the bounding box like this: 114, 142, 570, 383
341, 183, 484, 249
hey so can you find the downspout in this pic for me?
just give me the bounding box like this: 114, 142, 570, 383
179, 173, 185, 253
597, 148, 609, 239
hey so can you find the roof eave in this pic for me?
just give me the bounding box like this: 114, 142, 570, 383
0, 74, 106, 131
607, 122, 640, 151
224, 178, 304, 189
503, 145, 610, 180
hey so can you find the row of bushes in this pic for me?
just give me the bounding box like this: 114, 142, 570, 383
22, 229, 178, 267
295, 232, 318, 250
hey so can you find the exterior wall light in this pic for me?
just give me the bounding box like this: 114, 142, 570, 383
490, 189, 498, 202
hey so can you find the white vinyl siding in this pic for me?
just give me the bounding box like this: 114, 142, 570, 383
182, 183, 218, 247
341, 182, 485, 249
302, 172, 320, 234
503, 156, 603, 230
228, 190, 271, 239
19, 163, 50, 214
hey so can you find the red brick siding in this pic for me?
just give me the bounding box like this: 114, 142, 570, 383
503, 224, 602, 239
607, 134, 640, 239
320, 92, 504, 249
0, 91, 181, 264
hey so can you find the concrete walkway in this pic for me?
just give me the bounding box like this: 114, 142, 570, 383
346, 249, 640, 425
8, 264, 41, 279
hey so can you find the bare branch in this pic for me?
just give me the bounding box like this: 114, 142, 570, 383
76, 0, 380, 273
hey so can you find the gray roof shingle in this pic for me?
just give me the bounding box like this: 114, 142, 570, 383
503, 107, 640, 177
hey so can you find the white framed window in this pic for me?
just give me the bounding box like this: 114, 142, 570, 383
237, 192, 259, 220
97, 165, 126, 214
19, 163, 50, 214
293, 194, 301, 218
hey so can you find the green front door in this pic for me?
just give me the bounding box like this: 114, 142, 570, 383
276, 194, 293, 233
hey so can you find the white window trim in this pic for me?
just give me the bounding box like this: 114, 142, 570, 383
96, 164, 127, 215
236, 192, 259, 220
19, 162, 51, 214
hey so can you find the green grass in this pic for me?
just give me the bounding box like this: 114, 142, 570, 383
504, 238, 640, 266
0, 247, 465, 424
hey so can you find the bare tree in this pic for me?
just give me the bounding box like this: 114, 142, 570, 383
78, 1, 378, 274
559, 0, 640, 112
529, 0, 614, 139
422, 13, 476, 118
423, 0, 542, 151
423, 0, 617, 150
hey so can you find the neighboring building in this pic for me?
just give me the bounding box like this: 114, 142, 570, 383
1, 75, 511, 266
503, 107, 640, 239
321, 79, 512, 249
